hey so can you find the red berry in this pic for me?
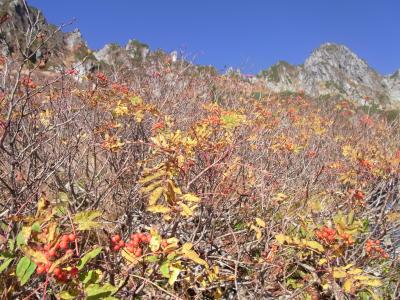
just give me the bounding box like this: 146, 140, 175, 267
70, 267, 78, 277
113, 245, 120, 251
44, 244, 51, 251
111, 234, 121, 243
127, 246, 135, 253
36, 265, 45, 274
62, 235, 69, 243
53, 267, 62, 276
55, 243, 61, 250
48, 248, 57, 257
141, 233, 148, 243
60, 240, 69, 250
66, 249, 74, 256
143, 234, 151, 244
134, 247, 142, 257
118, 240, 125, 247
68, 233, 76, 242
45, 262, 52, 272
130, 233, 137, 240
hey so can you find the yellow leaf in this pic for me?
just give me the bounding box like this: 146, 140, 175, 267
347, 268, 363, 275
359, 279, 382, 287
141, 181, 162, 194
179, 202, 194, 217
150, 233, 162, 252
353, 275, 370, 281
182, 250, 208, 266
343, 278, 354, 293
120, 249, 140, 265
21, 246, 47, 264
139, 170, 165, 185
255, 218, 266, 228
333, 269, 347, 279
148, 187, 164, 206
181, 243, 193, 252
181, 193, 201, 203
147, 205, 171, 214
304, 240, 325, 252
275, 234, 289, 244
250, 224, 262, 240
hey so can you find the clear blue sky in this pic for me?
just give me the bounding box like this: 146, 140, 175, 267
29, 0, 400, 75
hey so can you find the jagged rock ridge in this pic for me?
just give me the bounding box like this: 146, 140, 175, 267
260, 43, 400, 104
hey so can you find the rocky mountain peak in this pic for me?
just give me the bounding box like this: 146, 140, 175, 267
261, 42, 397, 105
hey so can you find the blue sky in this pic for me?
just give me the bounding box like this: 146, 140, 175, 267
29, 0, 400, 75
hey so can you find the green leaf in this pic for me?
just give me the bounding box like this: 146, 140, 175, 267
145, 255, 159, 263
16, 256, 36, 285
73, 211, 102, 231
0, 257, 14, 274
31, 222, 41, 233
16, 226, 31, 247
85, 283, 117, 300
160, 261, 170, 278
80, 269, 102, 285
77, 247, 102, 270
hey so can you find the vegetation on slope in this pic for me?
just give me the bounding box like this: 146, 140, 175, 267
0, 5, 400, 300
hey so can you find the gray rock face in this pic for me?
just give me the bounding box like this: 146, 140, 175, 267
260, 43, 399, 104
64, 29, 87, 51
94, 40, 150, 67
384, 70, 400, 102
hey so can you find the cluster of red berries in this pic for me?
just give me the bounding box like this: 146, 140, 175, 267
339, 232, 354, 245
315, 226, 337, 243
20, 77, 37, 89
365, 239, 389, 259
95, 72, 108, 83
111, 83, 129, 94
111, 232, 152, 257
36, 233, 78, 282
